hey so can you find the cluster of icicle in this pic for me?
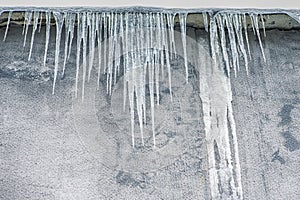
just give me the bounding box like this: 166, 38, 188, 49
208, 12, 266, 77
1, 9, 267, 147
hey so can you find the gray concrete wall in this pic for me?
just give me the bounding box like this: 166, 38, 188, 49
0, 24, 299, 199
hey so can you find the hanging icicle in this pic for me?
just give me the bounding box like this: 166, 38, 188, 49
3, 11, 12, 42
28, 11, 39, 61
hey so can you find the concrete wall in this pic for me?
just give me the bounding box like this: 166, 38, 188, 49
0, 24, 299, 199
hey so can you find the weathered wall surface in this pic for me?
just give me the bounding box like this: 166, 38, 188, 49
0, 24, 299, 200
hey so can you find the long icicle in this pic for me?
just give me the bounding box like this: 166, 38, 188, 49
251, 14, 266, 62
28, 11, 39, 61
52, 12, 65, 94
179, 13, 188, 83
216, 14, 231, 77
23, 11, 33, 47
233, 14, 249, 75
43, 11, 51, 66
81, 12, 88, 100
75, 13, 82, 98
62, 12, 71, 76
96, 12, 103, 87
88, 13, 96, 82
242, 13, 252, 60
3, 11, 12, 42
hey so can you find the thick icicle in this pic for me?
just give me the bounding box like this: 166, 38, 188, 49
202, 12, 209, 32
209, 14, 219, 68
179, 13, 188, 83
52, 12, 65, 94
43, 12, 51, 66
3, 11, 12, 42
28, 11, 39, 61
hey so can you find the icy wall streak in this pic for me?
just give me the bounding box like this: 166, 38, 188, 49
1, 7, 299, 200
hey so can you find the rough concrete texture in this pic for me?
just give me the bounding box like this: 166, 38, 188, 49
0, 24, 299, 200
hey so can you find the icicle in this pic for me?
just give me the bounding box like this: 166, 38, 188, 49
249, 14, 256, 35
23, 11, 33, 47
233, 14, 249, 75
96, 13, 103, 87
148, 12, 156, 146
88, 13, 96, 82
62, 13, 70, 76
224, 14, 239, 77
113, 13, 119, 87
202, 12, 209, 32
123, 12, 129, 111
67, 14, 75, 60
260, 14, 266, 37
179, 13, 188, 83
242, 14, 252, 60
216, 14, 231, 77
43, 12, 51, 66
81, 12, 88, 100
75, 13, 82, 98
107, 12, 114, 95
117, 13, 124, 77
128, 67, 135, 148
140, 13, 147, 138
62, 13, 75, 76
251, 14, 266, 62
157, 13, 164, 81
209, 14, 218, 68
38, 12, 43, 33
149, 60, 156, 147
52, 12, 65, 94
162, 13, 173, 101
28, 11, 39, 61
3, 11, 12, 42
154, 13, 160, 105
167, 13, 176, 57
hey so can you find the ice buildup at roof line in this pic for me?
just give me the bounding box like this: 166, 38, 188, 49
0, 7, 299, 148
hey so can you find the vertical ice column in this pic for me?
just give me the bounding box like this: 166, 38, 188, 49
179, 13, 188, 83
3, 11, 12, 42
199, 45, 244, 200
52, 12, 65, 94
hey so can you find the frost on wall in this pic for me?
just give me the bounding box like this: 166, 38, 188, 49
0, 7, 299, 200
